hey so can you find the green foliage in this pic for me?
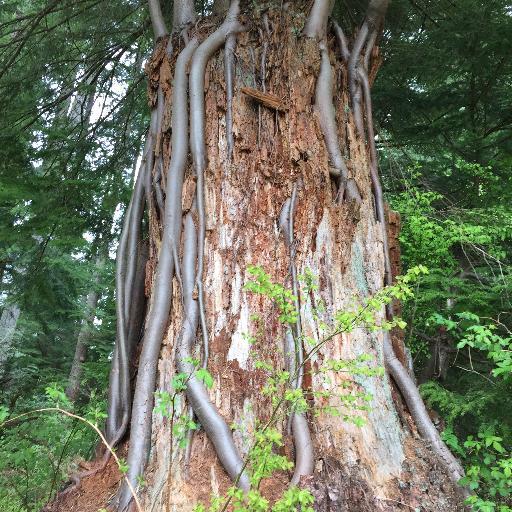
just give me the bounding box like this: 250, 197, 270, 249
391, 174, 512, 509
419, 312, 512, 507
430, 313, 512, 378
154, 361, 213, 449
248, 428, 294, 487
0, 386, 104, 511
244, 265, 299, 324
0, 3, 148, 505
377, 10, 512, 504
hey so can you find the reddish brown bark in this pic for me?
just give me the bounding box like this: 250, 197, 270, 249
142, 6, 463, 511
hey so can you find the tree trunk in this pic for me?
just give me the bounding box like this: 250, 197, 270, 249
136, 4, 464, 511
0, 302, 20, 380
50, 2, 467, 511
65, 257, 103, 402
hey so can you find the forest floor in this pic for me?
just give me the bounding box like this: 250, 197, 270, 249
44, 446, 124, 512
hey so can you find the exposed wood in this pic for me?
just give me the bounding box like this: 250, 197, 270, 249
240, 86, 284, 111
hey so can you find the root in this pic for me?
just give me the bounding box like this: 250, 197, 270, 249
189, 0, 243, 370
290, 413, 314, 486
383, 333, 468, 492
358, 68, 392, 284
106, 238, 148, 440
126, 240, 149, 354
106, 159, 146, 443
315, 44, 361, 203
366, 0, 390, 29
177, 211, 250, 491
363, 29, 378, 71
332, 21, 349, 62
117, 37, 199, 512
303, 0, 333, 40
348, 0, 388, 137
182, 2, 249, 491
55, 439, 115, 499
148, 0, 168, 40
280, 186, 315, 486
144, 109, 159, 211
125, 160, 148, 323
173, 0, 196, 33
345, 4, 468, 491
348, 22, 369, 137
154, 159, 165, 218
224, 34, 236, 161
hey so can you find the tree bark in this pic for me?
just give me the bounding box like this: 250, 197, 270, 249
65, 257, 103, 402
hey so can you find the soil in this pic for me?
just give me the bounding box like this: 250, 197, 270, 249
43, 448, 125, 512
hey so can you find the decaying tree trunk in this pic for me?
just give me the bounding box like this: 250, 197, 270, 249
50, 1, 468, 511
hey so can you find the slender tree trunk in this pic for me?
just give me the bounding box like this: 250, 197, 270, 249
63, 74, 101, 401
50, 2, 467, 511
0, 302, 20, 379
65, 257, 103, 402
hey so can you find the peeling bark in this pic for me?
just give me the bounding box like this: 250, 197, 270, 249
224, 34, 236, 161
280, 186, 315, 486
189, 0, 243, 369
135, 7, 465, 507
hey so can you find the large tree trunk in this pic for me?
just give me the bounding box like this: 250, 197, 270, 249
139, 10, 463, 512
49, 2, 467, 511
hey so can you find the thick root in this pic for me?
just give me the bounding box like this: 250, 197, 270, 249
116, 37, 198, 511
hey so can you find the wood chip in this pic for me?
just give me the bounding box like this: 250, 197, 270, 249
240, 87, 285, 111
